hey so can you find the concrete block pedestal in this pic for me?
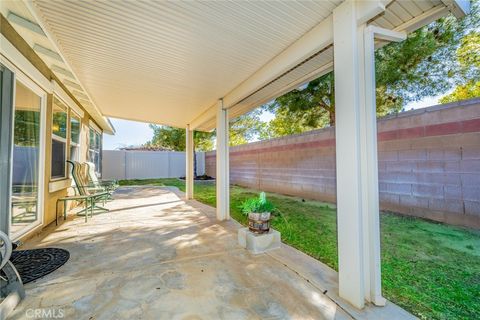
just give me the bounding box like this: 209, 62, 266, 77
238, 228, 281, 254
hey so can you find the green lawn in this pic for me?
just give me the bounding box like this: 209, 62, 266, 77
119, 178, 480, 320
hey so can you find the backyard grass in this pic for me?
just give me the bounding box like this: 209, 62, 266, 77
120, 178, 480, 320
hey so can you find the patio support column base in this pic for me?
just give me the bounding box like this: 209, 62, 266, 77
185, 125, 194, 200
216, 99, 229, 221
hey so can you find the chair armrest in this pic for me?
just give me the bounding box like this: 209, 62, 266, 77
58, 194, 92, 201
75, 185, 111, 193
89, 191, 111, 198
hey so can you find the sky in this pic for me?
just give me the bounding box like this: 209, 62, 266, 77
103, 119, 154, 150
103, 93, 445, 150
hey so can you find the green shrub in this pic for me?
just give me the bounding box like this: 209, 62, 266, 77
240, 192, 275, 215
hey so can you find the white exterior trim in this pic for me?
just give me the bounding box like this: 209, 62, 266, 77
24, 0, 114, 134
69, 109, 82, 151
48, 179, 71, 193
52, 80, 84, 118
216, 99, 230, 221
333, 1, 366, 308
89, 119, 102, 133
185, 125, 194, 200
228, 62, 334, 119
393, 5, 449, 33
6, 11, 45, 36
0, 34, 51, 92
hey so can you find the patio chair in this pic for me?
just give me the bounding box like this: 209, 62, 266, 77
68, 161, 109, 194
56, 161, 110, 223
0, 231, 25, 320
85, 161, 118, 193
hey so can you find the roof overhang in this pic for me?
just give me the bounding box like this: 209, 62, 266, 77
1, 0, 470, 132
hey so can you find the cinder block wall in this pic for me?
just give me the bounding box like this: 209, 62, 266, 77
205, 98, 480, 228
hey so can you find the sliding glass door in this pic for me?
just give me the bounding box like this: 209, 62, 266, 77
10, 79, 44, 239
1, 63, 46, 240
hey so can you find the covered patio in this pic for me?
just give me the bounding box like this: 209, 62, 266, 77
0, 0, 472, 317
9, 186, 412, 320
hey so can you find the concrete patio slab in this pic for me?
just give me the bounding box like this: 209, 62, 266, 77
9, 186, 414, 320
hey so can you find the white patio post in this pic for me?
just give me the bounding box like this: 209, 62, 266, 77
216, 99, 230, 220
364, 27, 406, 309
185, 125, 194, 200
333, 0, 390, 309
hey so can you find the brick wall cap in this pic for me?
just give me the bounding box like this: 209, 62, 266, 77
379, 97, 480, 121
207, 97, 480, 154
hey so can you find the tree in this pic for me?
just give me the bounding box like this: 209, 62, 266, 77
439, 80, 480, 103
440, 31, 480, 103
146, 125, 215, 152
229, 108, 266, 146
266, 3, 479, 138
271, 72, 335, 127
147, 125, 186, 151
148, 109, 265, 152
260, 100, 330, 140
146, 125, 214, 177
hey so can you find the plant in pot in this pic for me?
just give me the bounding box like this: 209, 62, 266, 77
241, 192, 275, 234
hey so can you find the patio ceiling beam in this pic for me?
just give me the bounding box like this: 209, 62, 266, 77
221, 16, 333, 110
188, 10, 334, 130
219, 0, 390, 112
393, 5, 450, 33
190, 0, 380, 130
229, 61, 334, 121
189, 105, 217, 132
191, 0, 469, 131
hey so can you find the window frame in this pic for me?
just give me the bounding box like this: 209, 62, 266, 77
88, 125, 102, 177
69, 110, 81, 162
50, 97, 68, 180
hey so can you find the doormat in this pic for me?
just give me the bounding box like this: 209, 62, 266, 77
9, 248, 70, 284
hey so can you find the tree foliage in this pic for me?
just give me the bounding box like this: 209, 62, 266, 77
265, 3, 479, 138
229, 108, 265, 146
440, 31, 480, 103
146, 108, 265, 152
439, 80, 480, 103
146, 125, 214, 152
265, 72, 334, 137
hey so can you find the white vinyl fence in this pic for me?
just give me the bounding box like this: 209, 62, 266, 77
102, 150, 205, 180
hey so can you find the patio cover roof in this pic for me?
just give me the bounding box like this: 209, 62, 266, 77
1, 0, 469, 133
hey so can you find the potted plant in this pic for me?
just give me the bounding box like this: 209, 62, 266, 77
241, 192, 275, 234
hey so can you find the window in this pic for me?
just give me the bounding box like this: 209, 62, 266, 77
51, 98, 67, 179
69, 113, 81, 162
88, 127, 102, 177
